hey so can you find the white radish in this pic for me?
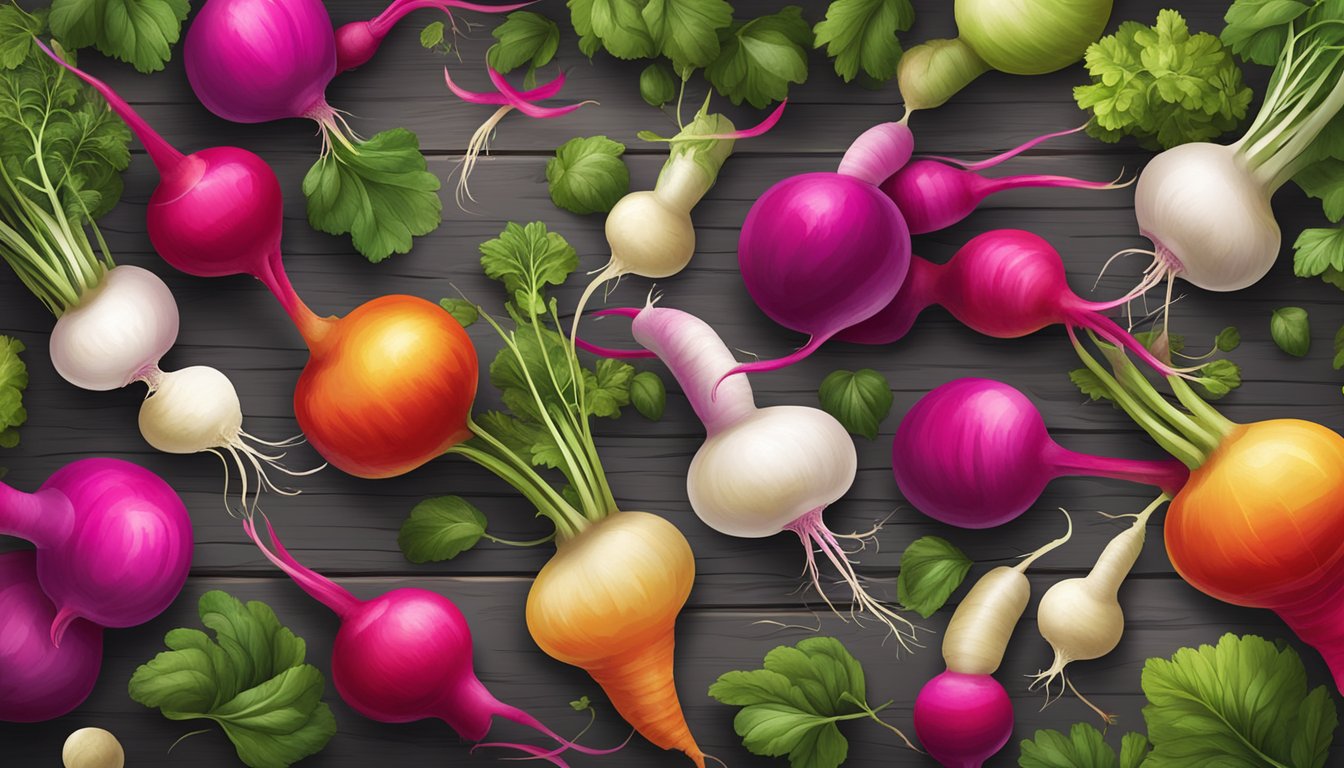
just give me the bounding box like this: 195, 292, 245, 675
62, 727, 124, 768
1030, 494, 1168, 722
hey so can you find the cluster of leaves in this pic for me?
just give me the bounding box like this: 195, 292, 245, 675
1070, 329, 1243, 402
568, 0, 913, 109
708, 637, 914, 768
487, 11, 561, 88
895, 535, 971, 618
1075, 10, 1253, 151
817, 368, 893, 440
129, 591, 337, 768
547, 135, 631, 214
48, 0, 189, 73
0, 336, 27, 475
1019, 634, 1337, 768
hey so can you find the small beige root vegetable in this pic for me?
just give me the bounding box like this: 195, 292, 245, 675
63, 727, 124, 768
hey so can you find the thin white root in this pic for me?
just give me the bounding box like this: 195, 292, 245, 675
214, 433, 325, 517
1066, 676, 1118, 725
455, 105, 513, 209
1015, 509, 1074, 572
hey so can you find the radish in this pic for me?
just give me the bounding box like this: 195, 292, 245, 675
1030, 494, 1169, 724
881, 126, 1127, 234
583, 303, 917, 644
0, 551, 104, 723
835, 229, 1182, 376
242, 517, 623, 765
914, 514, 1073, 768
729, 123, 914, 379
892, 378, 1187, 529
0, 458, 192, 642
44, 49, 481, 480
334, 0, 530, 73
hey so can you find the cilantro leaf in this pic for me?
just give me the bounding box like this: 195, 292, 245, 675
488, 11, 560, 81
546, 136, 630, 215
0, 336, 27, 449
1141, 634, 1338, 767
643, 0, 732, 71
583, 357, 635, 418
439, 297, 478, 327
302, 127, 442, 263
1295, 158, 1344, 223
813, 0, 914, 83
1020, 722, 1124, 767
1221, 0, 1311, 66
1297, 227, 1344, 278
479, 221, 579, 316
1195, 359, 1242, 400
1270, 306, 1311, 356
398, 496, 488, 562
706, 7, 811, 108
896, 536, 971, 618
0, 5, 44, 69
1076, 10, 1252, 150
49, 0, 190, 74
1069, 367, 1114, 403
817, 368, 893, 439
129, 591, 336, 768
630, 370, 665, 420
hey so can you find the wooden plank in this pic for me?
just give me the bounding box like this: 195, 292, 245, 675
0, 574, 1324, 766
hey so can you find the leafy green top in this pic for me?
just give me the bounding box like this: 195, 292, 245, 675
49, 0, 189, 73
0, 335, 27, 451
546, 135, 631, 215
128, 591, 337, 768
489, 11, 561, 88
813, 0, 914, 84
0, 21, 130, 315
1075, 10, 1252, 150
896, 535, 972, 618
705, 7, 811, 108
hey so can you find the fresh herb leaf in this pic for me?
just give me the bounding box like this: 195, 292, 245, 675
439, 297, 478, 327
813, 0, 914, 83
0, 336, 27, 449
706, 6, 811, 108
546, 136, 630, 215
1194, 359, 1242, 400
640, 61, 678, 106
1295, 158, 1344, 223
398, 496, 488, 562
1077, 10, 1253, 150
420, 21, 446, 50
1141, 634, 1338, 767
568, 0, 602, 57
1294, 227, 1344, 278
1119, 733, 1152, 768
710, 637, 910, 768
584, 0, 656, 60
570, 695, 592, 711
896, 536, 971, 618
630, 370, 666, 420
49, 0, 189, 73
643, 0, 733, 71
1334, 326, 1344, 369
1070, 367, 1113, 403
584, 357, 635, 418
128, 591, 336, 768
1019, 722, 1141, 767
817, 368, 893, 440
1221, 0, 1311, 66
0, 5, 44, 69
303, 128, 442, 263
1215, 326, 1241, 351
1270, 306, 1311, 356
488, 11, 560, 82
479, 220, 579, 316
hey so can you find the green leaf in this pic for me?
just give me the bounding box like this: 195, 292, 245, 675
0, 336, 27, 449
129, 591, 335, 768
1118, 733, 1152, 768
1333, 326, 1344, 369
630, 371, 666, 420
642, 0, 732, 71
585, 0, 657, 59
49, 0, 190, 73
570, 695, 591, 711
439, 298, 479, 327
1141, 634, 1338, 767
896, 536, 972, 618
479, 221, 578, 317
584, 357, 635, 418
546, 136, 630, 215
1069, 367, 1114, 404
813, 0, 914, 83
1221, 0, 1310, 66
1270, 306, 1311, 357
303, 128, 442, 263
706, 6, 811, 108
0, 5, 44, 69
1194, 359, 1242, 400
420, 21, 445, 50
1295, 158, 1344, 223
1018, 722, 1118, 767
817, 369, 893, 440
488, 11, 560, 74
1077, 10, 1253, 150
1294, 227, 1344, 277
398, 496, 488, 563
1215, 326, 1241, 352
640, 61, 678, 106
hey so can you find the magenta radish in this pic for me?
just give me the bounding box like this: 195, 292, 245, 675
892, 378, 1187, 529
835, 229, 1181, 376
914, 515, 1072, 768
0, 550, 104, 722
242, 517, 623, 764
729, 122, 913, 380
335, 0, 530, 73
882, 126, 1127, 234
0, 458, 191, 643
583, 303, 917, 643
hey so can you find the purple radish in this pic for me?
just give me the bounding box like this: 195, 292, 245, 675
0, 551, 104, 722
893, 378, 1187, 529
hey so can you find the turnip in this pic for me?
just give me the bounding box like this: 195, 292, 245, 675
881, 126, 1127, 234
584, 303, 917, 644
1030, 494, 1169, 724
0, 458, 191, 643
0, 551, 103, 723
243, 517, 624, 764
892, 378, 1187, 529
62, 727, 124, 768
914, 514, 1072, 768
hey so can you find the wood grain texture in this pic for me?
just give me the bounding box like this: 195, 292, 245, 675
2, 0, 1341, 765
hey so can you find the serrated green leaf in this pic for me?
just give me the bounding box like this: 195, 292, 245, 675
479, 221, 578, 316
1018, 722, 1118, 767
1270, 306, 1311, 356
50, 0, 190, 73
642, 0, 732, 71
896, 536, 971, 618
1069, 367, 1115, 404
421, 21, 445, 49
439, 297, 478, 327
817, 368, 892, 440
0, 5, 44, 69
1221, 0, 1310, 66
630, 371, 666, 420
1295, 158, 1344, 223
706, 6, 810, 108
546, 136, 630, 214
1118, 732, 1151, 768
813, 0, 914, 83
0, 336, 27, 449
1195, 359, 1242, 400
1333, 326, 1344, 369
488, 11, 560, 74
586, 0, 656, 59
398, 496, 488, 563
1294, 227, 1344, 277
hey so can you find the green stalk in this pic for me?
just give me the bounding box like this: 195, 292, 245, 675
448, 440, 585, 539
1167, 375, 1236, 442
1108, 355, 1221, 455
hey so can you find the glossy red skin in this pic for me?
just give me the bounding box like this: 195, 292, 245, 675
914, 671, 1013, 768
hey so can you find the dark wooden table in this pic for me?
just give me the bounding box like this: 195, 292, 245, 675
3, 1, 1340, 765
